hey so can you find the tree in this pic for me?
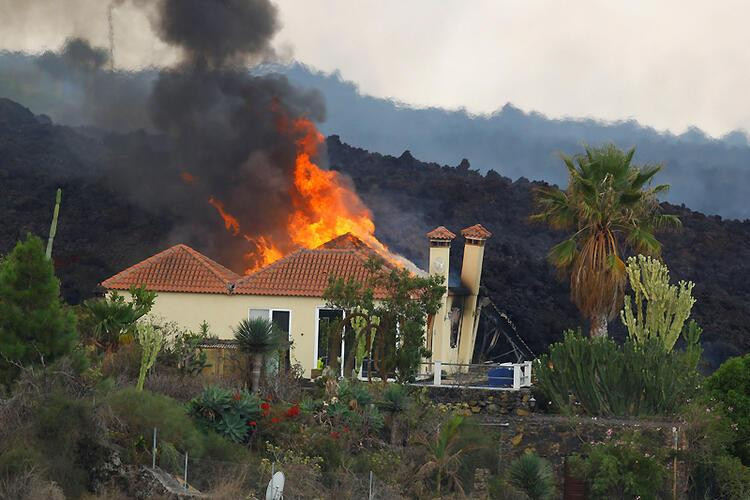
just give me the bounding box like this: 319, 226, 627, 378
0, 234, 77, 384
323, 256, 445, 381
135, 321, 165, 391
531, 144, 679, 337
414, 415, 474, 496
82, 286, 156, 351
621, 254, 696, 351
234, 317, 288, 393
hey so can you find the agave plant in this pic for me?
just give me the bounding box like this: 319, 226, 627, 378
187, 386, 261, 443
234, 317, 288, 393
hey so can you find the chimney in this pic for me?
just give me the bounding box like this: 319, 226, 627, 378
426, 226, 456, 361
457, 224, 492, 363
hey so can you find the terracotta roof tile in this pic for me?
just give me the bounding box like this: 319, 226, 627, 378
426, 226, 457, 240
461, 224, 492, 240
101, 244, 240, 294
234, 245, 391, 298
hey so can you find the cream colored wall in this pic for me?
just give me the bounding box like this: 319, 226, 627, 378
121, 291, 328, 378
428, 244, 451, 363
457, 242, 486, 364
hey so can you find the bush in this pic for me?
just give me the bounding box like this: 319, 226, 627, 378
575, 433, 668, 499
107, 387, 240, 462
506, 453, 555, 500
534, 329, 701, 416
705, 353, 750, 464
187, 386, 261, 443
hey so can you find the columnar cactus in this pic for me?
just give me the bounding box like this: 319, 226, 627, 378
45, 188, 61, 260
620, 255, 695, 351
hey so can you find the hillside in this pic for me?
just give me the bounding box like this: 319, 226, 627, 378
0, 98, 748, 369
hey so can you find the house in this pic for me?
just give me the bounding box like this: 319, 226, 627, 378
101, 224, 491, 378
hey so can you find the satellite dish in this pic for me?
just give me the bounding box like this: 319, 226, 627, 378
266, 471, 285, 500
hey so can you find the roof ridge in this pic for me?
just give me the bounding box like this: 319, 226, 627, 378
234, 248, 307, 285
101, 244, 182, 288
181, 245, 238, 284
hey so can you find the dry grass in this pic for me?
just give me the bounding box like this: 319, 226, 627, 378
0, 467, 65, 500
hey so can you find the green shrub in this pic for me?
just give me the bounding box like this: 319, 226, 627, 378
576, 433, 668, 499
187, 386, 261, 443
534, 329, 701, 416
506, 453, 555, 500
108, 387, 206, 456
705, 353, 750, 464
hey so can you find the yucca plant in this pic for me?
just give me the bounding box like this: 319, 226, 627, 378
531, 144, 679, 337
378, 383, 411, 444
507, 453, 556, 500
234, 317, 288, 393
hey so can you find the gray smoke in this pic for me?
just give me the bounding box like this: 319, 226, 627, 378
0, 0, 328, 271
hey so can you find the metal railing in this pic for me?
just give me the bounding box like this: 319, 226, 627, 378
413, 360, 533, 390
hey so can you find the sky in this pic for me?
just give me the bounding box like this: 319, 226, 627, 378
1, 0, 749, 138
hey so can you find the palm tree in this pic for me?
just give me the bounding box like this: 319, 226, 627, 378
531, 144, 679, 337
413, 415, 475, 496
234, 317, 288, 393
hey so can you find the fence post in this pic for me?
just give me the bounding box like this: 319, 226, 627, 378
513, 364, 521, 390
433, 361, 442, 386
184, 452, 188, 490
152, 428, 157, 469
369, 470, 373, 500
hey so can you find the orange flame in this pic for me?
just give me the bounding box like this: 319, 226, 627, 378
205, 112, 412, 274
208, 197, 240, 236
180, 172, 197, 184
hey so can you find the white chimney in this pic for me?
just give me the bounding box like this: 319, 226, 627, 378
457, 224, 492, 364
426, 226, 456, 361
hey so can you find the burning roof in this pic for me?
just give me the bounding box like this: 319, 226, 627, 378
101, 233, 398, 298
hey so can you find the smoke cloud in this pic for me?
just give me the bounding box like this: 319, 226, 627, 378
1, 0, 328, 271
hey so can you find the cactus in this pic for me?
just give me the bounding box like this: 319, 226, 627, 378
620, 254, 695, 352
45, 188, 61, 260
136, 321, 165, 391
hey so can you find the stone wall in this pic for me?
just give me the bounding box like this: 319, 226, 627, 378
419, 385, 534, 416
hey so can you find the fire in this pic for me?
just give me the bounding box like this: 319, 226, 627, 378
208, 197, 240, 236
206, 111, 411, 274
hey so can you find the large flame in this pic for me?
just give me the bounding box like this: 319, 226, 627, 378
204, 113, 412, 274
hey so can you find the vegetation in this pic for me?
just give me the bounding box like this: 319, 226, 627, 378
531, 144, 679, 337
534, 329, 701, 416
705, 353, 750, 464
234, 317, 288, 393
506, 453, 555, 500
621, 254, 696, 351
324, 255, 445, 381
135, 321, 165, 391
81, 286, 156, 350
413, 415, 473, 497
0, 235, 77, 385
572, 432, 668, 499
187, 386, 261, 443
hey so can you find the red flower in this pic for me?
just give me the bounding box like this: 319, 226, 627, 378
271, 417, 280, 424
286, 405, 300, 418
260, 402, 270, 411
247, 421, 257, 427
330, 431, 340, 439
233, 392, 242, 401
343, 426, 350, 433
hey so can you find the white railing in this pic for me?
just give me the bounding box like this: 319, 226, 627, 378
424, 360, 533, 390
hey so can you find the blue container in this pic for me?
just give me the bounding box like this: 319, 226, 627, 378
487, 367, 514, 387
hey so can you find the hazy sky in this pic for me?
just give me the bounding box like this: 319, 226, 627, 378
2, 0, 749, 137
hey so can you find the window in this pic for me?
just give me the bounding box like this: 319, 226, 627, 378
248, 309, 291, 336
248, 308, 292, 370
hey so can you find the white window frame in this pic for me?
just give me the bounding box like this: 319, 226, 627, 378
248, 308, 293, 342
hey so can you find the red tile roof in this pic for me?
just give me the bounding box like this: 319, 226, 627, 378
461, 224, 492, 240
102, 234, 397, 298
101, 244, 240, 294
426, 226, 456, 240
233, 246, 391, 298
